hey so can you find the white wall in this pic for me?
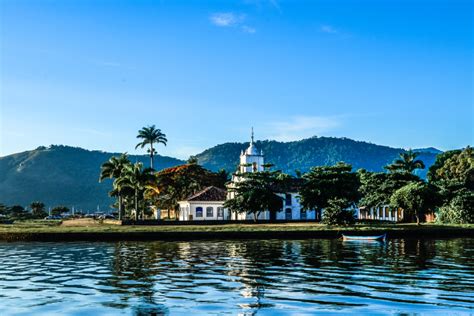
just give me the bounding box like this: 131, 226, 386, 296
178, 201, 228, 221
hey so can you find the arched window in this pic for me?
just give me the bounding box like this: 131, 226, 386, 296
206, 207, 214, 217
285, 194, 292, 206
300, 209, 307, 220
217, 207, 224, 218
285, 208, 292, 220
196, 207, 203, 217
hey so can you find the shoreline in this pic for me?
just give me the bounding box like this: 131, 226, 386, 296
1, 222, 473, 242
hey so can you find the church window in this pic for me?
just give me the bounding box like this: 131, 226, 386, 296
285, 194, 292, 206
300, 209, 307, 220
285, 208, 292, 220
196, 207, 203, 217
206, 207, 214, 217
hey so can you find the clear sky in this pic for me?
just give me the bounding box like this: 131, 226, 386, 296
1, 0, 472, 159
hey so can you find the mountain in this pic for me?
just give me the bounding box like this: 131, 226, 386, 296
0, 138, 441, 211
0, 145, 184, 211
195, 137, 439, 177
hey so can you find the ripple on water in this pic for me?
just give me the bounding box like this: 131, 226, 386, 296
0, 239, 473, 315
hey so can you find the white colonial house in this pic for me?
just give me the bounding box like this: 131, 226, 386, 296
177, 186, 229, 221
178, 130, 320, 221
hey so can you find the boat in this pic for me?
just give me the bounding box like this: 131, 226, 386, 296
342, 233, 387, 241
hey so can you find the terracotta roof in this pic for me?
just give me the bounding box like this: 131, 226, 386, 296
184, 186, 227, 202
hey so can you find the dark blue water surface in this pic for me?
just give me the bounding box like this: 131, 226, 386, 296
0, 239, 473, 315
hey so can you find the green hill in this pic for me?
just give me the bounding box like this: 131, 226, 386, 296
195, 136, 438, 177
0, 145, 184, 211
0, 138, 440, 211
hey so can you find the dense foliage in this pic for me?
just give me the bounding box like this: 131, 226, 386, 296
390, 182, 440, 224
428, 147, 474, 223
299, 162, 360, 212
225, 170, 285, 222
321, 198, 356, 225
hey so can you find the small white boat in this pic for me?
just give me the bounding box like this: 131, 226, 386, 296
342, 233, 387, 241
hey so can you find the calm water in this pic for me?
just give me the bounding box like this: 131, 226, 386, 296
0, 239, 473, 315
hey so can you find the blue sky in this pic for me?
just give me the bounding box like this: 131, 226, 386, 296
1, 0, 472, 159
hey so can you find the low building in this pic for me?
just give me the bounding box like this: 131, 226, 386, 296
177, 186, 229, 221
357, 205, 404, 222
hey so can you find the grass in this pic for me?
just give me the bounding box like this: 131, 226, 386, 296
0, 219, 473, 234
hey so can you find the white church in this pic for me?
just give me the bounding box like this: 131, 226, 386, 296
177, 130, 321, 221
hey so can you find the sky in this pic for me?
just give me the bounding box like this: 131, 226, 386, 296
0, 0, 473, 159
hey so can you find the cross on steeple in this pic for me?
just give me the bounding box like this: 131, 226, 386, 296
251, 127, 254, 144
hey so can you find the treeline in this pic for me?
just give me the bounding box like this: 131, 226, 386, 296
0, 202, 70, 221
100, 139, 472, 224
226, 148, 472, 224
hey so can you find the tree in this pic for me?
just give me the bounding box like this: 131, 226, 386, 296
115, 162, 155, 221
147, 164, 228, 219
225, 170, 284, 222
99, 154, 131, 220
390, 182, 440, 225
51, 206, 69, 216
30, 201, 47, 218
299, 162, 360, 217
428, 147, 473, 199
385, 149, 425, 174
437, 189, 474, 224
135, 125, 167, 170
427, 147, 473, 223
358, 170, 421, 208
321, 198, 355, 225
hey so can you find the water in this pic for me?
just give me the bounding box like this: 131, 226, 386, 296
0, 239, 473, 315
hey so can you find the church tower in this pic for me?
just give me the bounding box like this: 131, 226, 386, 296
239, 127, 264, 173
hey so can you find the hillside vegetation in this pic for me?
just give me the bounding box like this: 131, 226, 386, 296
0, 137, 439, 211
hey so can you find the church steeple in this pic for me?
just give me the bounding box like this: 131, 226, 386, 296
239, 127, 265, 173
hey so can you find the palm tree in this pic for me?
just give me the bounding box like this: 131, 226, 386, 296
385, 149, 425, 174
99, 154, 131, 220
115, 162, 155, 221
135, 125, 167, 170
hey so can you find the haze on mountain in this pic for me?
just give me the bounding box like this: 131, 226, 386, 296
0, 137, 440, 211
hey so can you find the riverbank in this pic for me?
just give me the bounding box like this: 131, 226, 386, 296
0, 220, 473, 241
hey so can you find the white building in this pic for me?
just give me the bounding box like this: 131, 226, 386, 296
177, 186, 229, 221
178, 129, 319, 221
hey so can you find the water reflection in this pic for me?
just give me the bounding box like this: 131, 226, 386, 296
0, 239, 473, 315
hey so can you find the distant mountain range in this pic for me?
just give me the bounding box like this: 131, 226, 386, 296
0, 137, 441, 210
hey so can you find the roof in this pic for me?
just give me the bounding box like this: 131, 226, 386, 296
184, 186, 227, 202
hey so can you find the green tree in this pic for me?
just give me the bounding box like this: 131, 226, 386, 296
390, 182, 439, 225
115, 162, 155, 221
148, 164, 228, 219
225, 170, 284, 222
51, 206, 69, 216
99, 154, 132, 220
437, 189, 474, 224
299, 162, 360, 217
428, 147, 473, 198
321, 198, 355, 225
30, 201, 47, 218
358, 170, 421, 208
385, 149, 425, 174
135, 125, 167, 170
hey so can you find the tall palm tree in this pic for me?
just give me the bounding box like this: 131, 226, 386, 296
115, 162, 155, 221
99, 154, 131, 220
135, 125, 167, 170
385, 149, 425, 174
